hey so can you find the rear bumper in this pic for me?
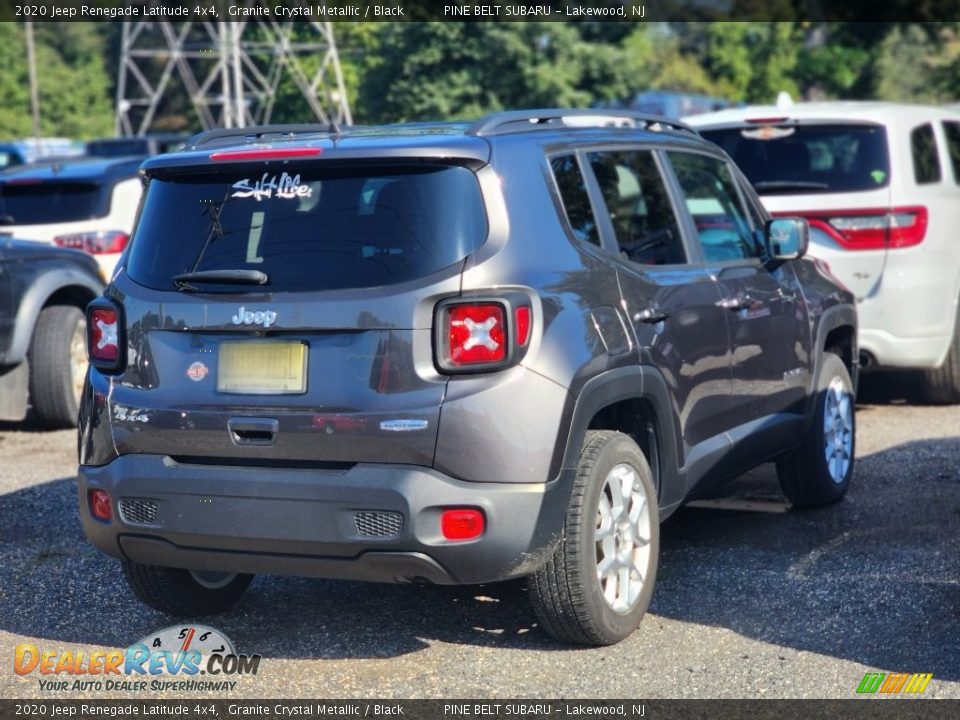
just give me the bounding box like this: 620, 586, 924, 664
857, 248, 957, 368
858, 327, 952, 370
78, 455, 572, 585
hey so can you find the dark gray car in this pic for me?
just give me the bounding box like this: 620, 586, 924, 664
78, 110, 858, 646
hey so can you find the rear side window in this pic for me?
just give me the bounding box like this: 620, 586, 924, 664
701, 124, 890, 194
667, 152, 758, 262
0, 183, 104, 225
941, 121, 960, 184
587, 150, 686, 265
550, 154, 600, 246
911, 124, 941, 184
126, 165, 487, 293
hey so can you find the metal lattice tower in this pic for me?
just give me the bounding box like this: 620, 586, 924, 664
115, 1, 352, 136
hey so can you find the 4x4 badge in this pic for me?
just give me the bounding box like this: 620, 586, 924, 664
231, 306, 277, 329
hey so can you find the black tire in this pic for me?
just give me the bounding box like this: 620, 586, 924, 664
776, 353, 856, 507
920, 304, 960, 404
28, 305, 86, 428
122, 559, 253, 615
528, 430, 659, 646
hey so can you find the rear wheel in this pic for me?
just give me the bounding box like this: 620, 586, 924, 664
28, 306, 87, 428
920, 304, 960, 404
528, 430, 659, 646
122, 559, 253, 615
776, 353, 855, 506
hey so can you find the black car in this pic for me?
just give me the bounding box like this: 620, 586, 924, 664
0, 238, 102, 427
78, 110, 858, 645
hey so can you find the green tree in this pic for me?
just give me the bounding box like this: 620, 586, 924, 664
669, 22, 802, 103
0, 23, 113, 139
356, 22, 636, 124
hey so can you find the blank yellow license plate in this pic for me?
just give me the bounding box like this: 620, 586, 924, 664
218, 341, 307, 394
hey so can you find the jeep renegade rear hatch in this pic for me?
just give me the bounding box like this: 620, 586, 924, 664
107, 162, 488, 467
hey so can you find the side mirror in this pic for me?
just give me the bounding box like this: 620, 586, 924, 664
764, 217, 808, 261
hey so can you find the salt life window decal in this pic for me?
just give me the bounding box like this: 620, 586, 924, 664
231, 172, 312, 201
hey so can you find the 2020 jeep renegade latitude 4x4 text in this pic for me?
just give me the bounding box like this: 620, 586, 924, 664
79, 111, 858, 645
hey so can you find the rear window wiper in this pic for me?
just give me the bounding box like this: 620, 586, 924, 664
752, 180, 830, 193
173, 269, 269, 291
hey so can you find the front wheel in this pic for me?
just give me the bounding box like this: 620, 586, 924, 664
776, 353, 856, 506
528, 430, 659, 646
122, 559, 253, 615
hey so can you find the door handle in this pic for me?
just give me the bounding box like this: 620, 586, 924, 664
228, 417, 278, 446
717, 295, 752, 311
634, 307, 671, 324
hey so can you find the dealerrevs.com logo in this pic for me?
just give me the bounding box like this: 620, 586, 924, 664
856, 672, 933, 695
14, 625, 261, 693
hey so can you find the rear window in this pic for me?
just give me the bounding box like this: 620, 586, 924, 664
0, 182, 104, 225
700, 124, 890, 195
126, 164, 487, 293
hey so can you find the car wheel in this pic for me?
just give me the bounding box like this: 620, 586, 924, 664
920, 304, 960, 404
122, 559, 254, 615
528, 430, 659, 646
28, 306, 87, 428
776, 353, 855, 507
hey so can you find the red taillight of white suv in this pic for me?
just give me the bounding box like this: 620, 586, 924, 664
784, 207, 927, 250
86, 299, 125, 373
435, 297, 532, 373
55, 230, 130, 255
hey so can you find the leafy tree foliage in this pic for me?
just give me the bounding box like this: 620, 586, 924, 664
2, 20, 960, 141
0, 24, 113, 139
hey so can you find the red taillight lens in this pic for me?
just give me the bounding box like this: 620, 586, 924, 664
514, 306, 531, 347
87, 300, 124, 372
55, 230, 129, 255
441, 509, 485, 541
447, 303, 507, 366
786, 207, 927, 250
88, 489, 112, 522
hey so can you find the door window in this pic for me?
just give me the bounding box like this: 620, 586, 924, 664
668, 152, 760, 262
586, 150, 686, 265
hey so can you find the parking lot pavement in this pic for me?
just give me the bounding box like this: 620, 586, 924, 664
0, 373, 958, 700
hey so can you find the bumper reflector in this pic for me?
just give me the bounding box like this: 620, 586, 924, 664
441, 509, 485, 541
89, 489, 113, 522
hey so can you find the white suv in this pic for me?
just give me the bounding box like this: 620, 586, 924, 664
687, 102, 960, 402
0, 156, 143, 279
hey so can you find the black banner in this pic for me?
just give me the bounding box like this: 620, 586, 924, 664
1, 700, 959, 720
2, 0, 960, 23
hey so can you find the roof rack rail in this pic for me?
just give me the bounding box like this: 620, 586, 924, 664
184, 124, 335, 150
467, 109, 697, 137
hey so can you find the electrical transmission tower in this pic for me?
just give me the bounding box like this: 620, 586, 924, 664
115, 1, 352, 136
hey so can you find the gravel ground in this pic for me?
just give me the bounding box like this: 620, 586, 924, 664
0, 373, 958, 700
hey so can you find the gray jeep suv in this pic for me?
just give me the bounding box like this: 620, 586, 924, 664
78, 110, 858, 646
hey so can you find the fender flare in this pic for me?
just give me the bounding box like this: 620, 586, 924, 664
557, 365, 682, 508
5, 268, 101, 365
810, 302, 858, 392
